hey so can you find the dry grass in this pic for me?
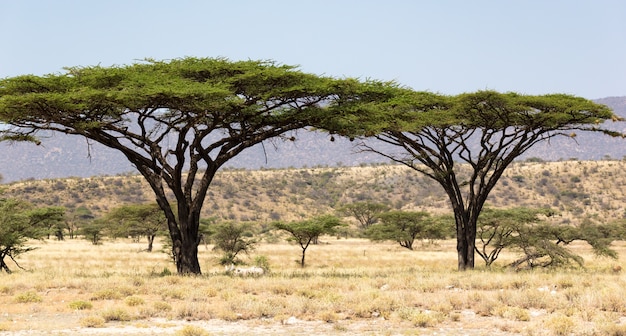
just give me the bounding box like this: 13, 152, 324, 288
0, 237, 624, 335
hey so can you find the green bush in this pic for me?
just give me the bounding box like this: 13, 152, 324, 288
14, 291, 42, 303
68, 300, 93, 310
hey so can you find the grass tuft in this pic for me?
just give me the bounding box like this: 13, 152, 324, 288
125, 296, 145, 306
79, 315, 106, 328
68, 300, 93, 310
175, 325, 211, 336
14, 291, 42, 303
101, 307, 132, 322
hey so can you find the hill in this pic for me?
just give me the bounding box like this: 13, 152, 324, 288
4, 160, 626, 228
1, 96, 625, 183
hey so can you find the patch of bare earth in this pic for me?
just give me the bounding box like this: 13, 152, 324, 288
0, 313, 528, 335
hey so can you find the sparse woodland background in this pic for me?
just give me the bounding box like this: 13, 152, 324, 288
4, 159, 626, 232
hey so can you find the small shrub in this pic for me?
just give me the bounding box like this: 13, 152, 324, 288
68, 300, 93, 310
14, 291, 42, 303
150, 267, 172, 277
502, 306, 530, 321
79, 315, 106, 328
545, 315, 575, 336
90, 289, 122, 301
412, 311, 443, 328
397, 307, 443, 328
254, 255, 271, 272
161, 288, 187, 300
125, 296, 145, 307
175, 325, 210, 336
101, 308, 132, 322
0, 321, 11, 331
0, 286, 14, 295
153, 301, 173, 312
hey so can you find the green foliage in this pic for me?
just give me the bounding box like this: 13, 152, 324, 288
65, 206, 95, 240
28, 206, 65, 240
321, 88, 618, 270
475, 206, 620, 268
0, 198, 58, 273
209, 221, 257, 266
365, 211, 448, 250
102, 203, 166, 251
337, 201, 389, 230
476, 207, 555, 266
14, 290, 42, 303
80, 219, 107, 245
273, 214, 345, 267
0, 56, 381, 275
69, 300, 93, 310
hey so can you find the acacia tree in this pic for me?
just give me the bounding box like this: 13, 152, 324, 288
104, 203, 166, 252
366, 210, 433, 250
0, 198, 64, 273
326, 89, 618, 270
476, 207, 555, 267
337, 201, 389, 231
0, 57, 367, 275
273, 214, 344, 267
209, 221, 257, 266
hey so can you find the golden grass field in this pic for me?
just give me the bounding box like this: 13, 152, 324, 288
1, 237, 625, 335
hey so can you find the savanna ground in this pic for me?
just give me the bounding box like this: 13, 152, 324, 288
1, 238, 625, 336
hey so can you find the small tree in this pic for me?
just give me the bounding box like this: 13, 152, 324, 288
509, 222, 585, 269
103, 203, 166, 252
210, 221, 257, 266
29, 206, 66, 240
273, 214, 344, 267
80, 219, 107, 245
65, 206, 95, 239
337, 201, 389, 231
366, 210, 445, 250
477, 211, 625, 269
0, 198, 62, 273
476, 207, 555, 267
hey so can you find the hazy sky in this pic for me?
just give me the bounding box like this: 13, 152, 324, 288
1, 1, 625, 99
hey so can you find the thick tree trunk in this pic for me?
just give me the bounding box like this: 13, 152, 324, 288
170, 214, 202, 275
455, 211, 477, 271
457, 233, 476, 271
174, 238, 201, 274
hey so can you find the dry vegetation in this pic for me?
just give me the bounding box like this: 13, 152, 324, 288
2, 160, 626, 334
0, 238, 624, 335
5, 159, 626, 225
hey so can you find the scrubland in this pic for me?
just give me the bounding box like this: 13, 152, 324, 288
3, 160, 626, 334
0, 238, 625, 335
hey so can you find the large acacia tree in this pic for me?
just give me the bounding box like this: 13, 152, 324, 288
0, 57, 368, 275
326, 89, 619, 270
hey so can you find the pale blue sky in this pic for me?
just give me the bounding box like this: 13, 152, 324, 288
1, 0, 625, 99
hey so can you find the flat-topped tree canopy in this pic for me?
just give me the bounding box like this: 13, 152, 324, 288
0, 57, 378, 275
323, 88, 620, 270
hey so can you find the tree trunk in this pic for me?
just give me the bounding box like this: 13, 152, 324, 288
300, 249, 306, 267
147, 234, 155, 252
170, 214, 202, 275
455, 211, 477, 271
457, 234, 476, 271
175, 239, 201, 274
0, 255, 11, 274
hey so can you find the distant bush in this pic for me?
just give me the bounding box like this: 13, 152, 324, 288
69, 300, 93, 310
